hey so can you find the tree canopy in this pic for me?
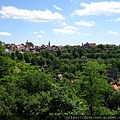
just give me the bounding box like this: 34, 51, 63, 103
0, 42, 120, 119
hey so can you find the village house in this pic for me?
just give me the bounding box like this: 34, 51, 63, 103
110, 81, 120, 92
2, 40, 118, 54
70, 79, 74, 83
58, 74, 62, 80
83, 42, 96, 49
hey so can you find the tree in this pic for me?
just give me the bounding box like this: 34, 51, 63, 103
65, 45, 73, 53
11, 52, 16, 60
49, 83, 86, 116
14, 70, 54, 119
52, 58, 60, 70
28, 42, 34, 46
17, 70, 52, 93
0, 56, 16, 78
57, 48, 62, 57
81, 60, 110, 115
73, 51, 79, 58
31, 57, 37, 65
36, 56, 46, 67
0, 83, 18, 116
15, 50, 24, 61
49, 53, 55, 61
40, 50, 49, 58
108, 92, 120, 111
46, 59, 52, 67
18, 53, 24, 61
81, 56, 87, 63
78, 46, 87, 57
60, 63, 70, 73
60, 53, 73, 59
24, 53, 31, 63
97, 44, 104, 50
0, 41, 5, 56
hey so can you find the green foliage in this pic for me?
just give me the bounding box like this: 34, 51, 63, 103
81, 60, 110, 115
11, 52, 16, 60
36, 56, 46, 66
28, 42, 34, 46
108, 92, 120, 110
1, 42, 120, 118
15, 50, 24, 60
0, 56, 16, 78
57, 48, 62, 57
0, 42, 5, 56
16, 71, 52, 94
31, 57, 37, 65
60, 52, 73, 59
24, 53, 31, 63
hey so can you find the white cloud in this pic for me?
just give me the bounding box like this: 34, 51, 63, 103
106, 18, 120, 22
83, 33, 92, 36
115, 18, 120, 22
78, 32, 82, 35
77, 32, 92, 36
107, 30, 119, 35
53, 29, 77, 35
61, 22, 78, 30
61, 22, 67, 26
53, 23, 78, 35
64, 25, 78, 31
0, 6, 64, 22
72, 1, 120, 16
105, 19, 113, 22
37, 35, 43, 38
71, 0, 78, 3
53, 5, 62, 11
0, 32, 11, 36
75, 20, 96, 27
31, 32, 38, 34
40, 30, 44, 33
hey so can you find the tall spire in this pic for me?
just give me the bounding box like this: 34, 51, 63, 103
47, 41, 50, 50
48, 41, 50, 46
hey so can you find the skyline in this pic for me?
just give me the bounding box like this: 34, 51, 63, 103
0, 0, 120, 46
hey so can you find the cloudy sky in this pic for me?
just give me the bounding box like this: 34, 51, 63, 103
0, 0, 120, 46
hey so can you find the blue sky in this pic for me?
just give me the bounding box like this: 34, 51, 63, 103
0, 0, 120, 46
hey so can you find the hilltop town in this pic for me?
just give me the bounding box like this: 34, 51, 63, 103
1, 40, 117, 53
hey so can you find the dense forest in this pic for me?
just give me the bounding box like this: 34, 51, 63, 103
0, 41, 120, 120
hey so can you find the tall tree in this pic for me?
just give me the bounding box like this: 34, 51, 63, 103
81, 60, 111, 115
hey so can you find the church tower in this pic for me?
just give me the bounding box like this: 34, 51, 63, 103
26, 40, 30, 51
48, 41, 50, 50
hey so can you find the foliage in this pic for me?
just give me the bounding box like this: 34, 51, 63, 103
1, 42, 120, 118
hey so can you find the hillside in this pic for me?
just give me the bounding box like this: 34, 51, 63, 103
0, 41, 120, 119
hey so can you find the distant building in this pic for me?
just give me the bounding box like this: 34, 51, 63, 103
58, 74, 62, 80
47, 41, 50, 50
83, 42, 96, 49
110, 82, 119, 91
70, 79, 74, 83
25, 40, 30, 52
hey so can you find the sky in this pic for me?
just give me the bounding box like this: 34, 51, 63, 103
0, 0, 120, 46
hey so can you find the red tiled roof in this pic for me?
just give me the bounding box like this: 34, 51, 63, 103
58, 74, 62, 80
117, 81, 120, 86
89, 43, 96, 46
70, 79, 74, 83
